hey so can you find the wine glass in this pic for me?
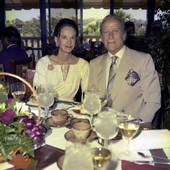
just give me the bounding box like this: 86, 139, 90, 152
37, 85, 54, 119
118, 113, 140, 159
91, 147, 111, 170
94, 108, 118, 148
0, 82, 9, 95
83, 90, 101, 128
98, 89, 108, 109
11, 82, 26, 100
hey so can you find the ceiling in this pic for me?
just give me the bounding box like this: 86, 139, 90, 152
5, 0, 164, 10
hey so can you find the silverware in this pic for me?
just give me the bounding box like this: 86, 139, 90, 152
135, 160, 170, 165
138, 152, 170, 161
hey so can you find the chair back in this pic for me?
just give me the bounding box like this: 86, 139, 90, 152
9, 56, 35, 84
0, 63, 6, 83
25, 69, 35, 98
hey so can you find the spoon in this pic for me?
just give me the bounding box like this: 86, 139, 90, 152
138, 152, 170, 161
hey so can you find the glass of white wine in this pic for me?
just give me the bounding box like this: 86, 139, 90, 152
98, 89, 108, 109
91, 147, 111, 170
0, 82, 9, 95
11, 82, 26, 100
0, 82, 9, 103
118, 113, 140, 159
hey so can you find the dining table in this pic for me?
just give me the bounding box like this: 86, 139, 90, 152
2, 101, 170, 170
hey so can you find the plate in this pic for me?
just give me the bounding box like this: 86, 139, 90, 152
45, 117, 71, 128
72, 109, 87, 115
26, 97, 57, 110
57, 154, 64, 170
64, 130, 97, 142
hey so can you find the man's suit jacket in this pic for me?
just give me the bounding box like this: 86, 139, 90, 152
88, 46, 161, 122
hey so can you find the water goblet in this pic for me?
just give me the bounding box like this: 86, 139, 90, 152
94, 108, 118, 148
118, 113, 140, 159
11, 82, 26, 100
37, 85, 54, 119
83, 90, 101, 128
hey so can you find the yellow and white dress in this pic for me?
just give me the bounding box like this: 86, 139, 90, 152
33, 55, 89, 102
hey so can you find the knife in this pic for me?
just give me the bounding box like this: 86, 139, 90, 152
135, 160, 170, 165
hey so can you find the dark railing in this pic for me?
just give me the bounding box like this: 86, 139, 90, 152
22, 36, 101, 59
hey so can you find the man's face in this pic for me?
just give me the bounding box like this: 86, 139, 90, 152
101, 18, 126, 55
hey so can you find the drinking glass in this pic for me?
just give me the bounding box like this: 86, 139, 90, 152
98, 89, 108, 109
83, 90, 101, 128
63, 143, 93, 170
37, 85, 54, 119
118, 113, 140, 159
0, 82, 9, 95
11, 82, 26, 100
91, 147, 111, 170
94, 108, 118, 148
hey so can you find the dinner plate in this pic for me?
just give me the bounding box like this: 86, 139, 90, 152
57, 154, 64, 170
64, 130, 97, 142
45, 117, 71, 128
26, 97, 57, 110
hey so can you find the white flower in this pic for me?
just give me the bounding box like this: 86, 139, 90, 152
14, 102, 29, 114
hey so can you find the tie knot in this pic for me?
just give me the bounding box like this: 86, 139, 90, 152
111, 56, 117, 65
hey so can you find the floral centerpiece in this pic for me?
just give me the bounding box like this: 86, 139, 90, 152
0, 98, 45, 160
0, 72, 45, 164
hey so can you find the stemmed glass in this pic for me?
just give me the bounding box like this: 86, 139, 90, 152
118, 113, 140, 159
83, 90, 101, 128
37, 85, 54, 119
98, 89, 108, 109
11, 82, 26, 100
94, 108, 118, 148
0, 82, 9, 103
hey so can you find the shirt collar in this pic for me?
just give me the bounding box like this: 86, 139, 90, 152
108, 45, 126, 60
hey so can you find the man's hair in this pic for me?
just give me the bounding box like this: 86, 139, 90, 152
100, 15, 125, 34
2, 26, 21, 47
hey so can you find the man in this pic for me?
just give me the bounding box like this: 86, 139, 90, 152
88, 15, 161, 123
0, 26, 28, 73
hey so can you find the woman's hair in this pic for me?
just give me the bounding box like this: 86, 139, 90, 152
47, 18, 80, 56
2, 26, 21, 47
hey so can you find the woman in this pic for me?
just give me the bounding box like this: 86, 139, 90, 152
33, 18, 89, 102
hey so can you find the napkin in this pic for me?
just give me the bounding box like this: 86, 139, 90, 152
150, 149, 170, 169
122, 160, 169, 170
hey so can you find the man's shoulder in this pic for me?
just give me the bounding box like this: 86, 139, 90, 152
90, 53, 107, 64
126, 46, 151, 60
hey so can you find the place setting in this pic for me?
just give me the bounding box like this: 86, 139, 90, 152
64, 118, 98, 143
46, 109, 73, 128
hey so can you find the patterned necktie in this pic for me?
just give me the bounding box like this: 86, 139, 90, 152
107, 56, 117, 105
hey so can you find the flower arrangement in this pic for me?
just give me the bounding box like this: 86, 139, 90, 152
0, 98, 45, 160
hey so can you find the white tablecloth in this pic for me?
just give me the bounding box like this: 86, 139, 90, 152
1, 103, 170, 170
34, 103, 170, 170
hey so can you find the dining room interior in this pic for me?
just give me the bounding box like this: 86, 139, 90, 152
0, 0, 170, 170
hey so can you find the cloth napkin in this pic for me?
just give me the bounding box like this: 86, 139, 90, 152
122, 160, 169, 170
150, 149, 170, 169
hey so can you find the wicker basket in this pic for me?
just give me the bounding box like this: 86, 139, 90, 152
0, 72, 41, 125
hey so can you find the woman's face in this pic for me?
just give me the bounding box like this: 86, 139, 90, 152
55, 26, 76, 54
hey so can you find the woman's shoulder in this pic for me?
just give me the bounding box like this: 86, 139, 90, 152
37, 55, 49, 63
77, 57, 89, 65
